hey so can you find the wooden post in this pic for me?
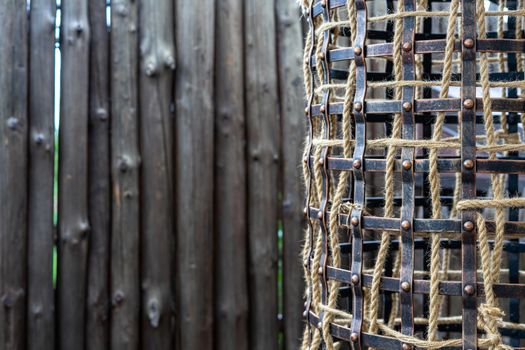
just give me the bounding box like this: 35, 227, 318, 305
0, 1, 29, 349
27, 0, 55, 349
57, 0, 90, 348
110, 1, 140, 349
244, 1, 280, 349
86, 1, 110, 349
139, 1, 175, 348
214, 0, 249, 349
275, 2, 306, 349
174, 0, 215, 348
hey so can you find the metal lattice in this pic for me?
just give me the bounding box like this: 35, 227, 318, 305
300, 0, 525, 348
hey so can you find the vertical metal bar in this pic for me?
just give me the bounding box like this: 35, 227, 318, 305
400, 0, 416, 338
460, 0, 478, 347
350, 0, 368, 348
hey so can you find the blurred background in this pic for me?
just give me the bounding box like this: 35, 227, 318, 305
0, 0, 308, 349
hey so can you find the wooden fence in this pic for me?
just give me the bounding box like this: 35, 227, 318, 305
0, 0, 306, 349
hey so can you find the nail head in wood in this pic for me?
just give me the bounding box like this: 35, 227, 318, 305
463, 98, 474, 109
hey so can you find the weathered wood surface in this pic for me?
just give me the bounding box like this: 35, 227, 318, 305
57, 0, 90, 348
27, 0, 55, 349
86, 1, 110, 349
0, 1, 29, 349
110, 1, 140, 349
244, 1, 280, 349
214, 0, 249, 349
275, 2, 306, 349
174, 0, 215, 348
139, 0, 175, 348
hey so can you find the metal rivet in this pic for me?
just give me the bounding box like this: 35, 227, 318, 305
463, 221, 475, 232
401, 281, 411, 292
463, 38, 475, 48
351, 274, 360, 285
402, 101, 412, 112
317, 211, 323, 219
354, 102, 363, 112
304, 301, 308, 307
303, 310, 308, 317
320, 105, 326, 113
353, 159, 362, 169
401, 220, 411, 230
321, 0, 327, 7
463, 159, 474, 169
350, 332, 359, 342
317, 321, 323, 328
402, 42, 412, 52
303, 207, 308, 216
351, 216, 359, 226
318, 267, 323, 275
319, 52, 325, 60
305, 107, 309, 115
463, 98, 474, 109
318, 157, 324, 165
464, 284, 475, 296
303, 156, 308, 164
402, 344, 412, 350
353, 46, 362, 56
402, 160, 412, 170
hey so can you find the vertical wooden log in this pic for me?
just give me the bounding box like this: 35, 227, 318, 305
174, 0, 215, 348
58, 0, 90, 348
0, 1, 29, 349
86, 1, 110, 349
27, 1, 55, 349
275, 2, 305, 349
214, 0, 248, 349
244, 1, 280, 349
111, 1, 140, 349
139, 1, 175, 348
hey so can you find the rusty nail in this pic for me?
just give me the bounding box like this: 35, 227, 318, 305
463, 38, 475, 48
463, 98, 474, 109
464, 284, 475, 296
463, 221, 475, 232
463, 159, 474, 169
350, 332, 359, 342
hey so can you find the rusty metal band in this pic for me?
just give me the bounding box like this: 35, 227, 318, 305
350, 0, 367, 347
399, 0, 416, 338
460, 0, 478, 347
303, 0, 317, 340
318, 0, 333, 340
